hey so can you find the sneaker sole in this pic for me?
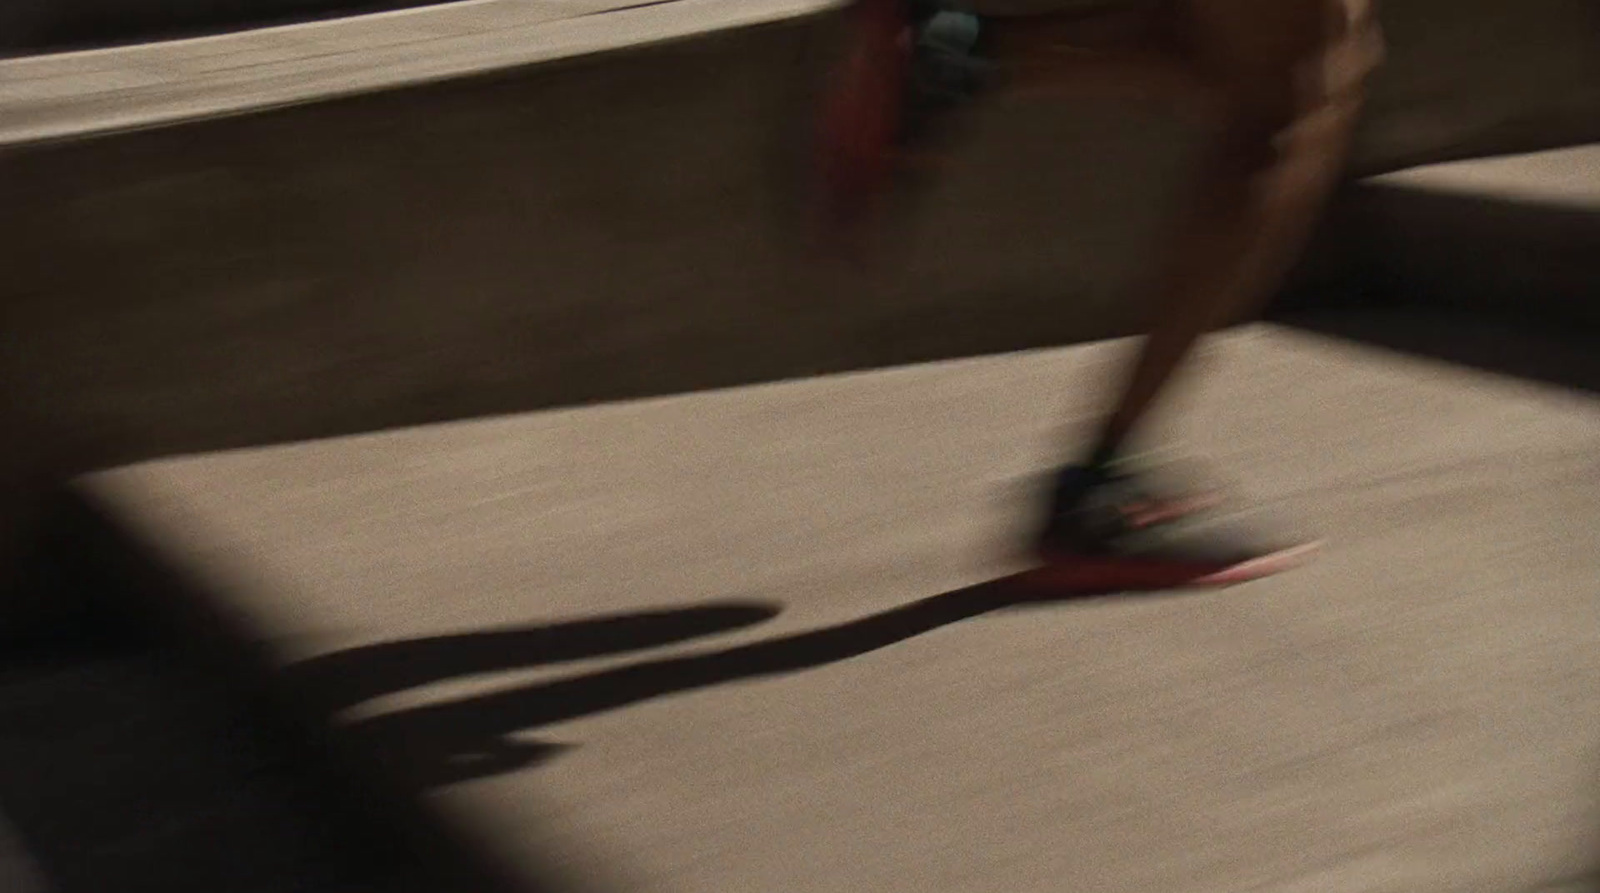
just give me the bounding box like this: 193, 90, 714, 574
1018, 540, 1324, 593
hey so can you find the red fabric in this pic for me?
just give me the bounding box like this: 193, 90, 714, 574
816, 0, 911, 231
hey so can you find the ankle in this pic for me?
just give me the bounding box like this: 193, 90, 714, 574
1047, 463, 1105, 516
1083, 437, 1123, 475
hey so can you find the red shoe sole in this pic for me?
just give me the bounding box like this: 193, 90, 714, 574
1017, 540, 1323, 594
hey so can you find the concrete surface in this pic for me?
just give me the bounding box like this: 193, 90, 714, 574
0, 0, 831, 145
1372, 145, 1600, 209
79, 324, 1600, 893
3, 0, 1597, 168
0, 0, 446, 55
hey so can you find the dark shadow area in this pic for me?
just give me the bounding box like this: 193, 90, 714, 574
0, 0, 456, 56
1274, 177, 1600, 359
0, 647, 439, 893
0, 489, 157, 662
295, 603, 783, 713
289, 575, 1158, 788
1335, 186, 1600, 332
1269, 175, 1600, 397
1273, 306, 1600, 397
0, 491, 597, 893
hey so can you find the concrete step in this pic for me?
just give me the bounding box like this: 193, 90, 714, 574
1300, 146, 1600, 329
70, 324, 1600, 893
4, 0, 1600, 476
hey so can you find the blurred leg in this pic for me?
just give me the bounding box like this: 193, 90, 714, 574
1090, 0, 1383, 454
1013, 0, 1383, 585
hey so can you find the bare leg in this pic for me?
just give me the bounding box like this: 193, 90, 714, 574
855, 0, 1384, 580
1091, 0, 1383, 454
831, 0, 1378, 457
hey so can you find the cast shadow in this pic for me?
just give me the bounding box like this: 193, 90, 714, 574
290, 602, 785, 714
1275, 306, 1600, 397
1272, 181, 1600, 397
286, 574, 1150, 789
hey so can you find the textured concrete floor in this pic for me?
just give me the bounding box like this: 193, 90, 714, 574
78, 324, 1600, 893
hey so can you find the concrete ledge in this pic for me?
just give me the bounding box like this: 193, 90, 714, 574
0, 0, 449, 55
0, 0, 835, 146
6, 0, 1597, 162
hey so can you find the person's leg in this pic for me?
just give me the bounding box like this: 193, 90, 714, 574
1024, 0, 1383, 585
815, 0, 1381, 584
1086, 0, 1382, 462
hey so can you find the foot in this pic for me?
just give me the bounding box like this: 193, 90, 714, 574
1024, 457, 1320, 592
